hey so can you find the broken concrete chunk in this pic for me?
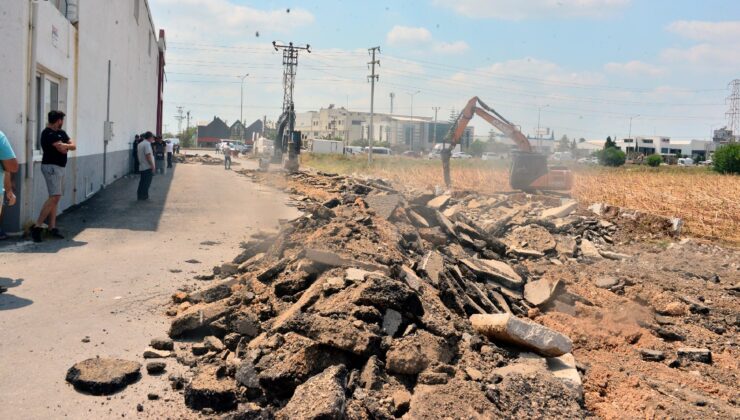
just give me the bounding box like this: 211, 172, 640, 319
639, 349, 666, 362
66, 358, 141, 396
471, 313, 572, 357
460, 258, 523, 290
277, 365, 347, 420
426, 194, 451, 210
505, 225, 556, 253
407, 209, 430, 228
184, 366, 237, 412
235, 359, 260, 389
599, 250, 631, 260
143, 348, 171, 359
579, 239, 603, 261
146, 361, 166, 375
541, 200, 578, 219
304, 248, 390, 274
419, 251, 444, 286
399, 265, 423, 292
677, 347, 712, 364
594, 276, 619, 289
203, 336, 225, 352
169, 300, 231, 338
150, 337, 174, 351
365, 193, 401, 220
238, 252, 266, 272
382, 309, 403, 336
546, 353, 583, 397
524, 278, 561, 307
345, 267, 371, 282
189, 279, 237, 303
555, 236, 577, 257
385, 331, 453, 375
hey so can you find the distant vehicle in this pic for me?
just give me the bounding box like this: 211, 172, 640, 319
700, 159, 713, 166
165, 137, 180, 146
311, 139, 343, 154
253, 137, 274, 156
550, 151, 574, 161
364, 146, 392, 156
451, 152, 472, 159
402, 150, 422, 158
677, 157, 694, 166
577, 157, 598, 165
344, 146, 364, 155
427, 143, 461, 159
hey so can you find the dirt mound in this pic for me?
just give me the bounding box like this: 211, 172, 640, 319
147, 169, 738, 418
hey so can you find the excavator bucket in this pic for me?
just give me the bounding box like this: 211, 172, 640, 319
509, 151, 573, 191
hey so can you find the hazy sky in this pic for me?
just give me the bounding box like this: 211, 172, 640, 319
150, 0, 740, 140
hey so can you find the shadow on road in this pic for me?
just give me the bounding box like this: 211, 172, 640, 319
0, 166, 177, 254
0, 277, 32, 311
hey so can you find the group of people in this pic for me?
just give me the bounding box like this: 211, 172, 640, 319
131, 134, 178, 201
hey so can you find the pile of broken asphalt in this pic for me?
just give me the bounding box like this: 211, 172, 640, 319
68, 168, 740, 419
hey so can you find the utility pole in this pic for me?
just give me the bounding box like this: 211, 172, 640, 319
239, 73, 249, 141
367, 46, 380, 164
389, 92, 395, 114
628, 114, 639, 153
272, 41, 311, 168
536, 104, 549, 152
726, 79, 740, 138
407, 90, 420, 151
432, 106, 440, 147
174, 106, 185, 138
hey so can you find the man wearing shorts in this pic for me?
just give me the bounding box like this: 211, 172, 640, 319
31, 111, 76, 242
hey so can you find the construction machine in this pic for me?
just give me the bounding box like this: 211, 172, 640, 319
440, 97, 573, 191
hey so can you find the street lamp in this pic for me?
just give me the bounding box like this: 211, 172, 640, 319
239, 73, 250, 140
628, 114, 640, 153
407, 90, 420, 150
536, 104, 549, 152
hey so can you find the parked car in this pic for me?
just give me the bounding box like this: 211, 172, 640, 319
481, 152, 498, 161
451, 152, 472, 159
700, 159, 713, 166
677, 157, 694, 166
402, 150, 422, 158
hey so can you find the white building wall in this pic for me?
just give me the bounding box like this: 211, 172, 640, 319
0, 0, 162, 233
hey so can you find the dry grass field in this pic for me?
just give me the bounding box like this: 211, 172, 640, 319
301, 154, 740, 243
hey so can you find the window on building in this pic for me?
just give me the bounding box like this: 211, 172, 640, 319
35, 74, 62, 150
661, 148, 669, 154
134, 0, 140, 24
643, 139, 654, 144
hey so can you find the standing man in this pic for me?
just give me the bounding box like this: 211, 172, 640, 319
166, 139, 174, 169
0, 130, 19, 240
222, 142, 232, 170
153, 136, 166, 175
137, 132, 155, 201
31, 111, 76, 242
132, 134, 142, 173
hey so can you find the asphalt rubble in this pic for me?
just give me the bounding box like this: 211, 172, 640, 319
67, 167, 737, 418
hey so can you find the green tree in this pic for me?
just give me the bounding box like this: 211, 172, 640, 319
604, 136, 617, 149
179, 127, 197, 148
598, 147, 626, 167
713, 143, 740, 174
646, 154, 662, 167
469, 139, 488, 157
557, 135, 570, 152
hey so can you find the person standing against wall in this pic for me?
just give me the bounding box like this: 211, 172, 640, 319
137, 132, 155, 201
0, 130, 19, 240
132, 134, 142, 173
31, 111, 76, 242
153, 136, 166, 175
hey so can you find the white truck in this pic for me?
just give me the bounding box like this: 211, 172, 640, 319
311, 139, 343, 154
428, 143, 461, 159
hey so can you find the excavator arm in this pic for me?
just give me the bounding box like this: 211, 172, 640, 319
440, 97, 572, 191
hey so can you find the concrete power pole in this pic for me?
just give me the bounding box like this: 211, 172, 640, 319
367, 46, 380, 164
174, 106, 185, 137
389, 92, 395, 115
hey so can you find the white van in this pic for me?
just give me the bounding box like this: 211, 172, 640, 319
677, 158, 694, 166
344, 146, 364, 155
364, 147, 392, 156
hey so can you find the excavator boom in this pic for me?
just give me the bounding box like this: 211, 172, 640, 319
441, 97, 572, 191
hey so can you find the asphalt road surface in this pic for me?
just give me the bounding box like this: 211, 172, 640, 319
0, 157, 299, 419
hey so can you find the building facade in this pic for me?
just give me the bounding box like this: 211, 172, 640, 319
295, 106, 473, 152
0, 0, 165, 233
616, 137, 713, 158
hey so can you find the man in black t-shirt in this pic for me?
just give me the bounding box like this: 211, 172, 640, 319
31, 110, 76, 242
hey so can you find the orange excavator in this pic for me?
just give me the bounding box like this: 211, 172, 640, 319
440, 97, 573, 191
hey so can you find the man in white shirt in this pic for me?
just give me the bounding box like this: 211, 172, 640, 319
166, 140, 174, 168
137, 132, 155, 201
222, 142, 232, 170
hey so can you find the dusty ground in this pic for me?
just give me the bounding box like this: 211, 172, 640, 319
0, 157, 299, 419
